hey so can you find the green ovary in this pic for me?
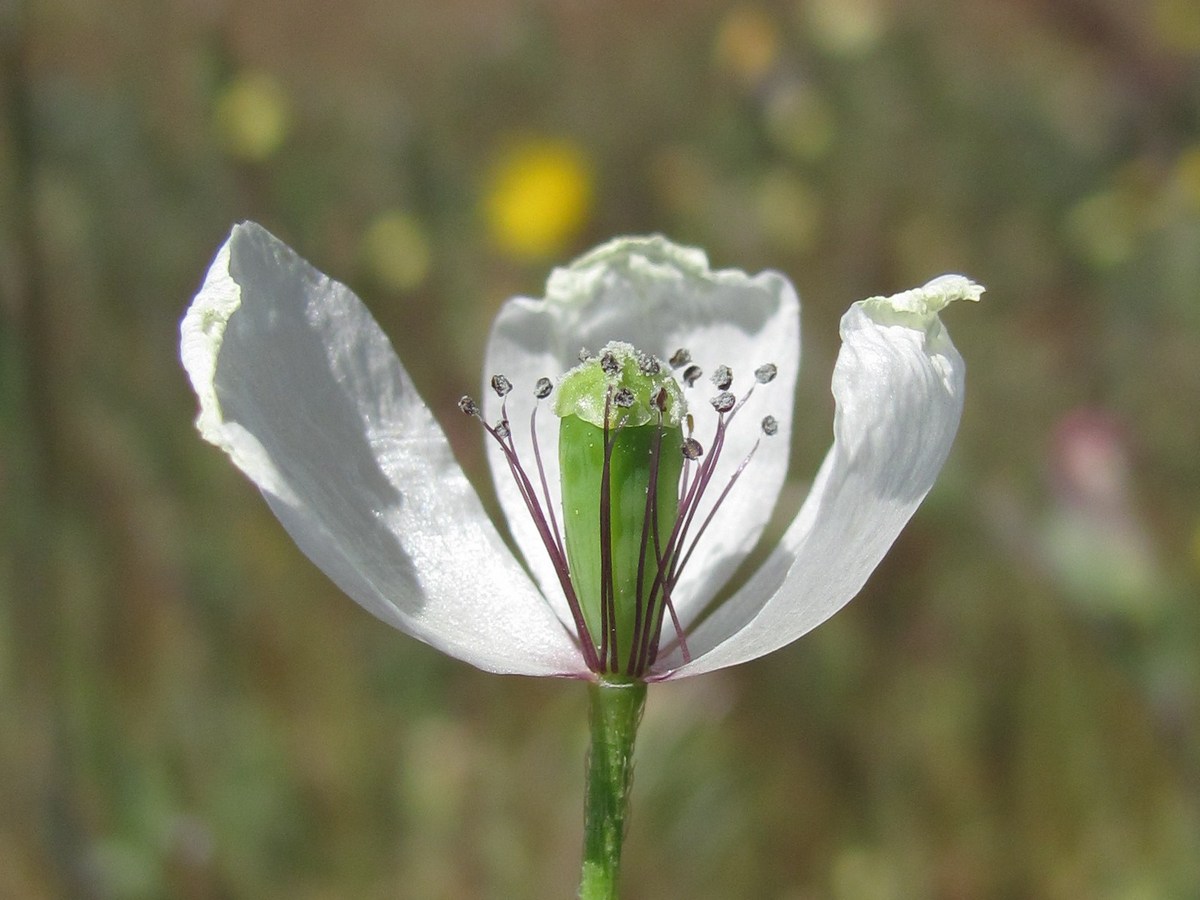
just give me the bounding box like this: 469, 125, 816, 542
559, 414, 683, 674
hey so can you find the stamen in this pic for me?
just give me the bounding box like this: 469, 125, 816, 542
710, 391, 736, 413
628, 413, 666, 676
660, 590, 691, 665
658, 408, 782, 664
640, 432, 717, 669
645, 354, 779, 671
669, 348, 691, 369
613, 387, 635, 408
724, 375, 767, 426
672, 416, 727, 567
725, 385, 757, 425
656, 388, 738, 623
493, 442, 598, 670
530, 399, 566, 563
642, 405, 696, 673
678, 417, 700, 503
466, 388, 599, 671
466, 345, 780, 677
672, 436, 763, 586
636, 470, 694, 672
640, 553, 690, 672
600, 350, 620, 378
637, 352, 661, 376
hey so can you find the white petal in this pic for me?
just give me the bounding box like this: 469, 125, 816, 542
483, 236, 800, 631
181, 223, 585, 676
658, 275, 982, 678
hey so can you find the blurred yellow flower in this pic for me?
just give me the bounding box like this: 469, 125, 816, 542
1172, 145, 1200, 210
714, 6, 781, 86
1155, 0, 1200, 52
483, 137, 593, 260
755, 169, 821, 253
213, 72, 291, 163
361, 211, 432, 292
764, 81, 836, 162
800, 0, 887, 58
1064, 161, 1165, 269
1064, 188, 1139, 269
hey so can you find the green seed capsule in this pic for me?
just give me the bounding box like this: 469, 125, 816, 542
555, 343, 686, 674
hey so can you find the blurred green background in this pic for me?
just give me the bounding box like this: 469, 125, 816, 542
3, 0, 1200, 897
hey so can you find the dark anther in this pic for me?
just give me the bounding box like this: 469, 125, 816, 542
494, 420, 511, 440
534, 377, 553, 399
578, 347, 593, 362
681, 437, 704, 460
683, 365, 703, 387
653, 387, 668, 412
613, 387, 635, 408
755, 363, 778, 384
669, 348, 691, 369
600, 351, 620, 377
637, 352, 660, 376
490, 374, 513, 397
711, 391, 736, 413
458, 396, 480, 416
711, 365, 733, 391
761, 415, 778, 436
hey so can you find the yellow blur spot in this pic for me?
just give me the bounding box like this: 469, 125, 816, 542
715, 6, 781, 86
830, 845, 899, 900
1065, 161, 1161, 269
800, 0, 887, 58
1191, 519, 1200, 576
1155, 0, 1200, 52
1063, 189, 1139, 269
362, 211, 432, 292
764, 81, 836, 162
1172, 145, 1200, 210
484, 138, 593, 260
755, 169, 821, 253
213, 72, 291, 162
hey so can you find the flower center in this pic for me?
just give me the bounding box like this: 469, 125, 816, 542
460, 342, 778, 678
555, 344, 685, 675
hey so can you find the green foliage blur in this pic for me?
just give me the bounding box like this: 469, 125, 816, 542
3, 0, 1200, 896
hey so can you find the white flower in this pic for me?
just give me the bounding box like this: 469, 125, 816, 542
181, 222, 981, 680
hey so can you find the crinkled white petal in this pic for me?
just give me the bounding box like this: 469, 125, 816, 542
658, 275, 982, 678
483, 236, 800, 632
181, 222, 584, 676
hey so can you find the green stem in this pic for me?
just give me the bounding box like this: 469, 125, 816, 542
579, 678, 647, 900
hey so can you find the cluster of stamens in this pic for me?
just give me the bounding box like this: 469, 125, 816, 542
460, 344, 779, 677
